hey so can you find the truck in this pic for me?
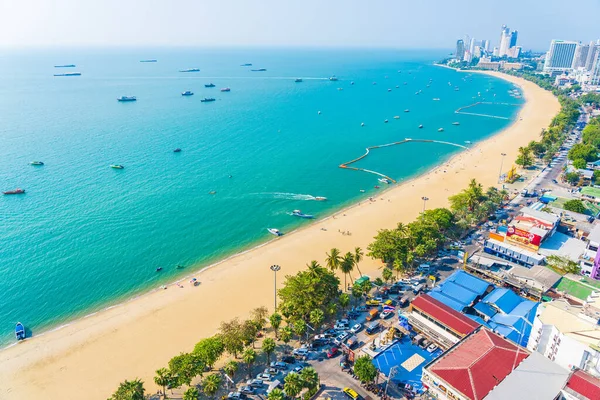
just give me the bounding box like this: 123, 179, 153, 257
346, 335, 359, 349
366, 308, 379, 321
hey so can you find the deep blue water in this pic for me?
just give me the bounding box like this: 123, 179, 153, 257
0, 48, 522, 346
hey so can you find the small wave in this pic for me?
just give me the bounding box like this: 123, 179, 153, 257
251, 192, 317, 201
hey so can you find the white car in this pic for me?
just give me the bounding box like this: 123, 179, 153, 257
293, 348, 309, 357
350, 323, 362, 334
427, 343, 439, 353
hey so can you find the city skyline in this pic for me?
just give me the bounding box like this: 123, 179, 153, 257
1, 0, 600, 49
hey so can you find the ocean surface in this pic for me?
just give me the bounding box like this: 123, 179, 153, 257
0, 48, 522, 346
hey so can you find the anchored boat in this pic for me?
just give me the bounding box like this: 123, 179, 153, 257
3, 188, 25, 195
110, 164, 124, 169
267, 228, 283, 236
201, 98, 216, 102
30, 161, 44, 166
314, 196, 327, 201
15, 322, 26, 341
117, 96, 136, 102
181, 91, 194, 96
291, 210, 314, 219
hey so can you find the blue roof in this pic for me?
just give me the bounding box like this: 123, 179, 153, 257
465, 314, 489, 328
434, 281, 479, 306
510, 300, 538, 318
428, 291, 467, 312
489, 303, 539, 347
483, 288, 523, 314
444, 270, 491, 296
474, 302, 498, 319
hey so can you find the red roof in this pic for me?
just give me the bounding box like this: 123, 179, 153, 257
565, 370, 600, 400
411, 294, 480, 336
427, 328, 529, 400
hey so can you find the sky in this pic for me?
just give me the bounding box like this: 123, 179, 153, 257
1, 0, 599, 50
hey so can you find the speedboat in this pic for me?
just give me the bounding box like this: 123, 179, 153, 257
140, 59, 157, 63
314, 196, 327, 201
3, 188, 25, 195
241, 63, 253, 67
220, 88, 231, 92
201, 98, 216, 102
53, 72, 81, 76
419, 124, 423, 128
205, 83, 216, 88
433, 98, 440, 101
208, 190, 216, 195
395, 85, 399, 88
181, 91, 194, 96
452, 122, 460, 126
438, 128, 444, 132
30, 161, 44, 166
291, 210, 314, 219
117, 96, 136, 102
173, 148, 182, 153
374, 185, 380, 189
378, 178, 390, 184
350, 81, 355, 85
15, 322, 25, 341
361, 122, 365, 127
388, 89, 392, 92
329, 76, 338, 81
337, 88, 344, 91
267, 228, 282, 236
179, 68, 200, 72
295, 78, 303, 82
394, 116, 400, 119
464, 140, 472, 144
384, 119, 388, 123
251, 68, 267, 72
54, 64, 75, 68
404, 109, 410, 112
110, 164, 124, 169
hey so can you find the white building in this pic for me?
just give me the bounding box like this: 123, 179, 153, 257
574, 43, 591, 69
544, 40, 578, 73
585, 41, 600, 71
527, 300, 600, 377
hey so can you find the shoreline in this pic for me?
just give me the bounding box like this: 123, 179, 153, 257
0, 71, 560, 399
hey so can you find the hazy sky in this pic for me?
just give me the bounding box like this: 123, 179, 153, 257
1, 0, 598, 50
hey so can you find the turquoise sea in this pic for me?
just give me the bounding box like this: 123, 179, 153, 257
0, 48, 522, 346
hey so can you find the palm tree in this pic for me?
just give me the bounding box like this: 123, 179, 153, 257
109, 379, 145, 400
242, 348, 257, 379
339, 293, 350, 311
280, 326, 292, 344
300, 367, 320, 390
393, 258, 405, 279
306, 260, 321, 278
351, 285, 363, 305
382, 268, 393, 284
262, 338, 276, 364
183, 387, 200, 400
202, 373, 222, 399
284, 372, 304, 399
353, 247, 364, 277
223, 360, 239, 381
269, 313, 282, 338
396, 222, 409, 237
325, 248, 341, 272
340, 252, 355, 290
268, 388, 285, 400
309, 309, 324, 329
154, 368, 171, 399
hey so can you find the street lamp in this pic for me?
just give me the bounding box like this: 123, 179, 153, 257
421, 196, 429, 213
270, 264, 281, 311
498, 153, 507, 183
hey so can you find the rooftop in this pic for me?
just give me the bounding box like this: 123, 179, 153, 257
428, 270, 493, 312
485, 352, 570, 400
410, 294, 480, 336
588, 223, 600, 245
564, 369, 600, 400
581, 186, 600, 199
554, 277, 595, 300
538, 231, 587, 263
506, 264, 561, 289
519, 207, 560, 225
426, 328, 529, 400
537, 300, 600, 348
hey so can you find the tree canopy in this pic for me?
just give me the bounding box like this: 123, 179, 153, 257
563, 199, 587, 214
353, 355, 378, 383
108, 379, 146, 400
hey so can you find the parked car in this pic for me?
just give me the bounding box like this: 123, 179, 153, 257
350, 323, 362, 334
335, 323, 349, 331
427, 343, 439, 353
327, 347, 339, 358
240, 386, 254, 395
257, 373, 271, 381
343, 387, 360, 400
366, 322, 380, 334
281, 356, 296, 364
293, 348, 309, 357
227, 392, 246, 400
293, 365, 305, 373
334, 332, 350, 346
366, 299, 380, 307
272, 361, 287, 370
323, 329, 337, 337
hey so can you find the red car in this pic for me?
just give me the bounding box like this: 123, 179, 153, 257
327, 347, 339, 358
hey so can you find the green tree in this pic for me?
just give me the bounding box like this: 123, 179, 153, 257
154, 368, 172, 399
241, 319, 259, 348
292, 318, 307, 339
280, 326, 293, 344
193, 336, 225, 369
563, 199, 587, 214
528, 141, 546, 158
374, 277, 383, 287
242, 348, 257, 379
220, 319, 244, 358
565, 172, 581, 185
382, 268, 394, 284
262, 338, 276, 364
109, 379, 145, 400
325, 248, 342, 272
168, 353, 205, 387
284, 372, 303, 399
515, 146, 534, 168
202, 373, 222, 399
594, 170, 600, 183
573, 158, 587, 169
339, 293, 350, 311
183, 387, 200, 400
268, 388, 285, 400
358, 280, 372, 298
309, 309, 325, 329
300, 366, 320, 390
251, 306, 269, 330
568, 143, 598, 162
353, 247, 364, 277
269, 313, 282, 338
353, 355, 378, 383
340, 252, 355, 290
546, 255, 581, 274
351, 284, 363, 305
223, 360, 239, 381
393, 258, 406, 279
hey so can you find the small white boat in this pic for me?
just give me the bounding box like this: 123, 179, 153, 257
452, 122, 460, 126
464, 140, 472, 144
418, 124, 423, 129
378, 178, 390, 184
432, 98, 440, 101
438, 128, 444, 132
267, 228, 282, 236
291, 210, 314, 219
393, 116, 400, 119
384, 119, 388, 123
314, 196, 327, 201
361, 122, 365, 127
329, 76, 338, 81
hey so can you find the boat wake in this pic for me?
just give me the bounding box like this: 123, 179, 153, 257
252, 192, 318, 201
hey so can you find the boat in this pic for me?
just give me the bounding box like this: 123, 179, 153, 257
415, 91, 420, 95
433, 98, 440, 101
179, 68, 200, 72
452, 122, 460, 126
140, 59, 157, 63
295, 78, 303, 82
351, 81, 355, 85
181, 91, 194, 96
384, 119, 388, 123
53, 72, 81, 76
418, 124, 423, 129
314, 196, 327, 201
209, 190, 216, 195
438, 128, 444, 132
251, 68, 267, 72
360, 189, 365, 193
291, 210, 314, 219
110, 164, 124, 169
15, 322, 25, 341
30, 161, 44, 166
201, 98, 216, 102
464, 141, 472, 144
374, 185, 380, 189
220, 88, 231, 92
205, 83, 216, 88
378, 178, 390, 184
117, 96, 136, 102
395, 85, 399, 88
404, 109, 410, 112
337, 88, 344, 91
241, 63, 253, 66
372, 82, 377, 85
329, 76, 338, 81
3, 188, 25, 195
403, 82, 407, 85
173, 148, 182, 153
156, 267, 163, 272
361, 122, 365, 127
54, 64, 75, 68
267, 228, 283, 236
455, 87, 460, 91
388, 89, 392, 92
394, 116, 400, 119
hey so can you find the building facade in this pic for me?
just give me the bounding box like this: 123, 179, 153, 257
456, 39, 465, 61
544, 40, 578, 72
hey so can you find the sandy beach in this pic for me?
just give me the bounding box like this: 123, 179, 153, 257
0, 71, 560, 400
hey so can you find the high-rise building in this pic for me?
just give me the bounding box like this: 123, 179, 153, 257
456, 39, 465, 61
481, 39, 490, 52
493, 47, 499, 57
591, 50, 600, 85
510, 31, 518, 48
574, 43, 590, 69
469, 37, 477, 55
586, 41, 600, 71
543, 40, 578, 72
498, 25, 518, 57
